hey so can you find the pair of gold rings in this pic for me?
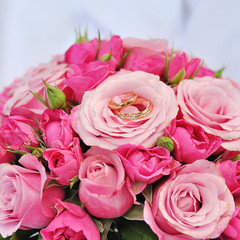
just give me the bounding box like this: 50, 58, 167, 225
108, 93, 153, 120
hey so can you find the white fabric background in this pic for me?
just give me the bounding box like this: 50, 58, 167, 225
0, 0, 240, 90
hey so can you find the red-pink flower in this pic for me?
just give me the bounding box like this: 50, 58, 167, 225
166, 119, 222, 163
78, 146, 134, 218
40, 200, 100, 240
40, 109, 75, 149
43, 138, 83, 185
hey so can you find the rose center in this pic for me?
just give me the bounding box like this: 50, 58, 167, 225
177, 193, 201, 213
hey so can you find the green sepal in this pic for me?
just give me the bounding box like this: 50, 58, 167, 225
6, 149, 28, 156
100, 47, 114, 62
69, 175, 80, 189
214, 66, 226, 78
164, 53, 169, 81
96, 30, 101, 60
75, 26, 89, 44
30, 91, 51, 109
123, 204, 144, 221
190, 61, 204, 79
116, 49, 133, 71
232, 153, 240, 162
99, 219, 113, 240
171, 68, 185, 85
157, 136, 175, 152
142, 184, 153, 205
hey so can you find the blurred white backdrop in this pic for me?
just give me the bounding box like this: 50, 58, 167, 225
1, 0, 240, 90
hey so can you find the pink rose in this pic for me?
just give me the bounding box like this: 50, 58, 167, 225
217, 160, 240, 196
166, 119, 222, 163
0, 115, 39, 151
177, 77, 240, 151
43, 138, 83, 185
144, 160, 235, 239
70, 70, 178, 150
0, 144, 16, 163
40, 109, 75, 149
40, 200, 100, 240
65, 61, 116, 103
78, 146, 134, 218
3, 55, 72, 118
220, 206, 240, 240
0, 154, 65, 237
116, 144, 180, 184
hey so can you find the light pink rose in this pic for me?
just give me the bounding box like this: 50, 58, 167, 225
217, 160, 240, 196
41, 200, 100, 240
43, 138, 83, 185
116, 144, 180, 184
220, 206, 240, 240
166, 119, 222, 163
40, 109, 76, 149
3, 55, 72, 118
0, 115, 39, 151
144, 160, 235, 239
70, 70, 178, 150
177, 77, 240, 151
0, 154, 65, 237
78, 146, 134, 218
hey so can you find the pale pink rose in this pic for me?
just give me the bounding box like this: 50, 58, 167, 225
177, 77, 240, 151
43, 138, 83, 185
40, 109, 75, 149
123, 37, 169, 52
3, 55, 72, 118
217, 160, 240, 196
116, 144, 180, 184
0, 154, 65, 238
0, 115, 39, 151
144, 160, 235, 240
41, 200, 100, 240
166, 119, 222, 163
78, 146, 134, 218
220, 206, 240, 240
70, 70, 178, 150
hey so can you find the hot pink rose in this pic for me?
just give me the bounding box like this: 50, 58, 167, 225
0, 154, 65, 237
166, 119, 222, 163
43, 138, 83, 185
3, 55, 72, 118
144, 160, 235, 239
217, 160, 240, 197
220, 206, 240, 240
40, 109, 75, 149
0, 115, 39, 151
0, 144, 16, 163
116, 144, 180, 184
78, 146, 134, 218
40, 200, 100, 240
177, 77, 240, 151
70, 70, 178, 150
65, 61, 116, 103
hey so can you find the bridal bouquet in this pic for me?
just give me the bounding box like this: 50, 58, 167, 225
0, 31, 240, 240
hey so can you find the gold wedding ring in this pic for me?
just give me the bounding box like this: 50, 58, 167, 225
108, 93, 137, 110
115, 98, 153, 120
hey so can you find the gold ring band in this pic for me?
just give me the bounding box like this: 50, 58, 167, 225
108, 93, 137, 110
115, 98, 152, 120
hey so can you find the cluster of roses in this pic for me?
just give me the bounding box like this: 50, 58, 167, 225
0, 34, 240, 240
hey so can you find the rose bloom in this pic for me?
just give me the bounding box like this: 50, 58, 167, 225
43, 138, 83, 185
40, 109, 76, 149
116, 144, 180, 184
3, 55, 72, 118
177, 77, 240, 151
41, 200, 100, 240
0, 115, 39, 151
0, 154, 65, 238
166, 119, 222, 163
144, 160, 235, 240
0, 144, 16, 163
78, 146, 134, 218
71, 70, 178, 150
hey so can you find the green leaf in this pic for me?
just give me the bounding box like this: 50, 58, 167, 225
171, 68, 185, 85
214, 66, 226, 78
119, 220, 158, 240
142, 184, 153, 205
123, 204, 144, 221
116, 49, 133, 71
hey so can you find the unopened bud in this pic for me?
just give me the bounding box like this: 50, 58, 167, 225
157, 136, 174, 152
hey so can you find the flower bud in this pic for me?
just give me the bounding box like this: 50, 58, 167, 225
157, 136, 174, 152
